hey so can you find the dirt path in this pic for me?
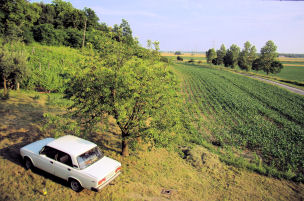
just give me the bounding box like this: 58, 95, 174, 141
239, 73, 304, 96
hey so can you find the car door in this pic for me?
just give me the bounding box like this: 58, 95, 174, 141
38, 146, 57, 174
54, 151, 73, 180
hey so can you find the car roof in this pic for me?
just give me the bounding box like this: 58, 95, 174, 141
47, 135, 97, 157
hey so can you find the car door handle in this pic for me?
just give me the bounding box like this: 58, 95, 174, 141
50, 161, 53, 164
67, 168, 71, 171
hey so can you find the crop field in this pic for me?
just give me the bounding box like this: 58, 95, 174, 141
161, 52, 206, 57
174, 63, 304, 180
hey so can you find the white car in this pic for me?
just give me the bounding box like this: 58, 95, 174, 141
20, 135, 121, 192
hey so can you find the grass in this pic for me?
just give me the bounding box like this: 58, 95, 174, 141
253, 66, 304, 82
1, 90, 304, 200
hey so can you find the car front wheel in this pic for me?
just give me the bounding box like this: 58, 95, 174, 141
24, 157, 34, 170
69, 179, 83, 192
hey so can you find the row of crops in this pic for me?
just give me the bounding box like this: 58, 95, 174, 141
174, 63, 304, 180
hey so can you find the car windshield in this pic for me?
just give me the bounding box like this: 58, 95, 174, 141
77, 146, 104, 170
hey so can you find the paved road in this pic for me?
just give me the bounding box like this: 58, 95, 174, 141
240, 73, 304, 96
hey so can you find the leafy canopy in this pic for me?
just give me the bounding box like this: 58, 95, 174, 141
67, 39, 181, 156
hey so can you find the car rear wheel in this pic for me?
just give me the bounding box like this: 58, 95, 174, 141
24, 157, 33, 170
69, 179, 83, 192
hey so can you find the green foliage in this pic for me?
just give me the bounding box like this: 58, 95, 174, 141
160, 56, 169, 63
174, 51, 182, 55
33, 23, 58, 45
0, 0, 113, 48
238, 41, 257, 71
112, 19, 134, 44
0, 41, 29, 93
254, 40, 283, 75
177, 56, 183, 61
67, 39, 183, 155
216, 44, 226, 65
188, 58, 195, 63
24, 43, 88, 92
0, 0, 41, 41
43, 112, 80, 138
206, 48, 216, 64
224, 44, 240, 68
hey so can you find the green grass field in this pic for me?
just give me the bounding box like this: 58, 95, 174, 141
254, 66, 304, 82
173, 63, 304, 181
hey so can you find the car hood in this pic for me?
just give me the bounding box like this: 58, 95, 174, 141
21, 138, 54, 154
82, 156, 121, 180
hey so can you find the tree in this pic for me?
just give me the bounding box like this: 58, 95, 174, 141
177, 56, 183, 61
255, 40, 283, 75
216, 44, 226, 65
238, 41, 257, 71
83, 7, 99, 30
0, 42, 28, 95
188, 58, 195, 63
174, 51, 182, 55
206, 48, 217, 64
35, 3, 56, 25
113, 19, 133, 44
224, 44, 240, 68
0, 0, 41, 41
67, 41, 178, 156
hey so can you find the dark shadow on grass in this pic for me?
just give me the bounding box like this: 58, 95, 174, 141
0, 131, 71, 191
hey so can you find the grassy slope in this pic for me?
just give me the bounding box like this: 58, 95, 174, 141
0, 90, 304, 200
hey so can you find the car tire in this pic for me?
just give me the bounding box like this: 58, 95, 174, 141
69, 179, 83, 192
24, 157, 34, 170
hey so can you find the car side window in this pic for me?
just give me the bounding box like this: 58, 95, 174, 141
40, 146, 57, 160
57, 151, 73, 167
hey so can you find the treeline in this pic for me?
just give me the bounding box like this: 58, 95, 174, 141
0, 0, 135, 48
206, 40, 283, 75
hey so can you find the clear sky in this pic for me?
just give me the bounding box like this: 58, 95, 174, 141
30, 0, 304, 53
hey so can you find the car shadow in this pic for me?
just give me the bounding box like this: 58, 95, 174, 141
0, 130, 71, 189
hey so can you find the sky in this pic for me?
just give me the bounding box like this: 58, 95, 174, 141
30, 0, 304, 53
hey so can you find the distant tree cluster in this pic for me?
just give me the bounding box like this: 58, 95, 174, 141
206, 41, 283, 75
0, 0, 135, 47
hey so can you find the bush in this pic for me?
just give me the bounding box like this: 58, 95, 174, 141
188, 59, 195, 63
160, 56, 169, 63
177, 56, 183, 61
175, 51, 182, 55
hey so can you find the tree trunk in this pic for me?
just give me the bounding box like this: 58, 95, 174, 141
16, 81, 20, 91
137, 136, 142, 144
122, 138, 129, 157
3, 78, 7, 95
82, 18, 87, 48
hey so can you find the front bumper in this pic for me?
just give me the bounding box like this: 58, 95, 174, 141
91, 171, 121, 192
